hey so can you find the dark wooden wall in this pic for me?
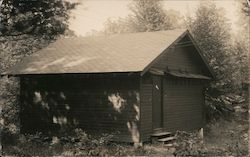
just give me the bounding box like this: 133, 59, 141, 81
20, 73, 140, 142
152, 36, 210, 75
140, 75, 205, 141
140, 74, 153, 142
163, 77, 204, 131
139, 36, 208, 141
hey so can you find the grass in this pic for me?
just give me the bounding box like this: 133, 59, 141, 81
203, 108, 249, 156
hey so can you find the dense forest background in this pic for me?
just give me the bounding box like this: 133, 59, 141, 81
0, 0, 249, 156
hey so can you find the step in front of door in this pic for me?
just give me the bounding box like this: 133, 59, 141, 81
151, 131, 172, 137
151, 131, 176, 145
157, 136, 176, 143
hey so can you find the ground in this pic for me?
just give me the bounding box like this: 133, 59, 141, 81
2, 104, 249, 156
203, 106, 249, 156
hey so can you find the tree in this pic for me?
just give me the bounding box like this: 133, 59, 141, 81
187, 2, 243, 120
103, 0, 182, 34
237, 0, 250, 37
0, 0, 79, 72
0, 0, 78, 141
103, 16, 138, 34
0, 0, 78, 37
236, 0, 250, 101
189, 2, 232, 84
129, 0, 170, 32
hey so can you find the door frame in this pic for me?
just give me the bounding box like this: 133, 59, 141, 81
152, 75, 163, 132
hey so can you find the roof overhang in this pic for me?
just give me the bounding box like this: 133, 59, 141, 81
149, 68, 211, 80
166, 71, 211, 80
1, 71, 142, 77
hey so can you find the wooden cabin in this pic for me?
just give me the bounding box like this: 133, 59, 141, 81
3, 30, 214, 143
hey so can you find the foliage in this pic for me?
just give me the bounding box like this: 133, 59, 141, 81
237, 0, 250, 40
230, 40, 249, 87
3, 113, 249, 156
2, 128, 151, 156
204, 109, 249, 156
103, 16, 137, 34
0, 35, 52, 142
3, 105, 249, 156
0, 35, 51, 73
188, 3, 231, 84
186, 2, 248, 120
3, 129, 110, 156
0, 0, 78, 37
102, 0, 183, 35
236, 0, 250, 87
0, 0, 77, 150
174, 131, 207, 157
174, 110, 249, 157
129, 0, 174, 32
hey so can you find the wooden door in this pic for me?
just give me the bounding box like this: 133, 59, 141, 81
152, 75, 163, 130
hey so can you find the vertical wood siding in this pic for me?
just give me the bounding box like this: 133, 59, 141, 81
139, 36, 207, 139
20, 74, 140, 143
163, 77, 204, 131
152, 36, 210, 75
140, 74, 153, 142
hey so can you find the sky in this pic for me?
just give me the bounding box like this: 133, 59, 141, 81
68, 0, 239, 37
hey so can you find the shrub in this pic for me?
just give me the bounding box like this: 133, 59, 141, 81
205, 92, 246, 122
174, 131, 207, 157
2, 128, 125, 156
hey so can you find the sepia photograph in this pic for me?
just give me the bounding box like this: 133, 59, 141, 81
0, 0, 249, 156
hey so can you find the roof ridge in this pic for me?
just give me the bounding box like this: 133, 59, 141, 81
60, 29, 188, 40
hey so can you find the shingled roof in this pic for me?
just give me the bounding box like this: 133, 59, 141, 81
3, 29, 208, 75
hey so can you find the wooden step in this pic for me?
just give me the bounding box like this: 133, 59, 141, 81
151, 131, 172, 137
158, 136, 176, 142
153, 128, 163, 133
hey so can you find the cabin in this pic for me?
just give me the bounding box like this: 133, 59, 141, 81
2, 29, 214, 143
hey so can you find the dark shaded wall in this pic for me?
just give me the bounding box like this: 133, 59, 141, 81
163, 77, 204, 131
152, 35, 211, 76
140, 74, 153, 142
20, 74, 140, 142
140, 36, 209, 141
140, 75, 205, 141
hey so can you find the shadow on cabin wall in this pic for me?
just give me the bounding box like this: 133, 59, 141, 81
20, 74, 140, 142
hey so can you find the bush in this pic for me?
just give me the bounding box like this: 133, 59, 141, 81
205, 92, 246, 122
60, 128, 114, 156
2, 127, 158, 156
2, 128, 131, 156
174, 112, 249, 157
174, 131, 207, 157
